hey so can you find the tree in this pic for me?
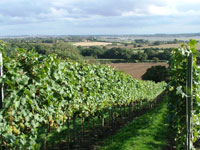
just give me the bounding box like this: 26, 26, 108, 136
137, 52, 148, 61
34, 44, 49, 55
142, 65, 169, 82
80, 46, 105, 58
157, 49, 171, 60
173, 39, 179, 44
52, 41, 83, 61
103, 48, 132, 59
144, 48, 156, 59
153, 41, 161, 45
135, 39, 145, 44
152, 57, 159, 63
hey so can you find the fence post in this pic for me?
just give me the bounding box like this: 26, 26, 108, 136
0, 52, 3, 109
73, 115, 77, 144
186, 53, 193, 150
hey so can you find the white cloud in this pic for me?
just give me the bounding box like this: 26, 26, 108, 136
0, 0, 200, 35
39, 7, 69, 19
122, 11, 145, 17
148, 5, 175, 15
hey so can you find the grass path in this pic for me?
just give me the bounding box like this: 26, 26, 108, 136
97, 97, 169, 150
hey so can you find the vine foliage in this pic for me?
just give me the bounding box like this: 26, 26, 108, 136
0, 41, 166, 149
168, 39, 200, 149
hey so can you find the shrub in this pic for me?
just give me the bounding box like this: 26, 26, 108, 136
142, 65, 169, 82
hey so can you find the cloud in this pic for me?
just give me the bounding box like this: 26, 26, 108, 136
0, 0, 199, 21
0, 0, 200, 35
148, 5, 175, 16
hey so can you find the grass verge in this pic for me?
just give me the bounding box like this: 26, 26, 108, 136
97, 97, 169, 150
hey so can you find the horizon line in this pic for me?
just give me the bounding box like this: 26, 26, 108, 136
1, 32, 200, 38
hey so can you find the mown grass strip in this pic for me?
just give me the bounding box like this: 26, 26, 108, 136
97, 97, 169, 150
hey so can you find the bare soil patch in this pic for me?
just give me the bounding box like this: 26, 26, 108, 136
108, 62, 169, 80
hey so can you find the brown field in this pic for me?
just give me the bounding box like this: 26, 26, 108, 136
106, 45, 134, 49
73, 42, 112, 46
140, 44, 180, 49
108, 62, 168, 80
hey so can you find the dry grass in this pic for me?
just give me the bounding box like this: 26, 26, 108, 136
142, 44, 180, 49
108, 62, 168, 80
73, 42, 112, 46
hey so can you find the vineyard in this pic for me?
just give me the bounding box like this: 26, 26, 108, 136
0, 41, 166, 149
0, 39, 200, 150
169, 40, 200, 149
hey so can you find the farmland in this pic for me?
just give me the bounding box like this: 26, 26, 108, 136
108, 62, 168, 80
74, 41, 200, 50
0, 36, 200, 149
72, 42, 112, 46
3, 35, 200, 64
133, 43, 200, 50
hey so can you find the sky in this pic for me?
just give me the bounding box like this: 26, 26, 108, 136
0, 0, 200, 35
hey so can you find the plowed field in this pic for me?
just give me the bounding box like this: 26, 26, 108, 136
108, 63, 168, 80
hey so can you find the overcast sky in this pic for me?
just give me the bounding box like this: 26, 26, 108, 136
0, 0, 200, 35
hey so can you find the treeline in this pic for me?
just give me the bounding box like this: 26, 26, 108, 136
5, 41, 83, 62
4, 40, 172, 62
79, 46, 172, 62
5, 39, 200, 64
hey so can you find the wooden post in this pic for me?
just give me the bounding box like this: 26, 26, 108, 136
186, 54, 193, 150
67, 119, 70, 150
0, 52, 3, 109
119, 105, 121, 120
111, 108, 113, 124
73, 115, 77, 144
81, 117, 84, 143
102, 117, 104, 127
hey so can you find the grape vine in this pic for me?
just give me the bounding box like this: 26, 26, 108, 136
0, 41, 166, 149
168, 39, 200, 149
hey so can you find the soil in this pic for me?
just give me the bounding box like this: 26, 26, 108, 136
108, 62, 169, 80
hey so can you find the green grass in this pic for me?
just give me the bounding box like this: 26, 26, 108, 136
97, 97, 169, 150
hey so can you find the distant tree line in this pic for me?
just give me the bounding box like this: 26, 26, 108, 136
78, 46, 172, 62
5, 41, 83, 62
4, 39, 200, 64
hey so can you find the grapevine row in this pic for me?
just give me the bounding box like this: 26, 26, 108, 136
168, 39, 200, 149
0, 43, 166, 149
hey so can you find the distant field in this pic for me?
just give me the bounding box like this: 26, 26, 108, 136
148, 43, 200, 50
42, 41, 200, 50
108, 43, 200, 50
73, 42, 112, 46
138, 43, 198, 49
141, 44, 180, 49
108, 63, 168, 80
